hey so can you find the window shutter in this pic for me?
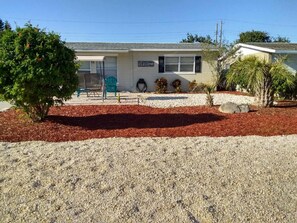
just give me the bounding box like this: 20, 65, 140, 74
195, 56, 202, 73
158, 56, 164, 73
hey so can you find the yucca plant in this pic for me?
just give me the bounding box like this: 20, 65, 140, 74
204, 85, 215, 107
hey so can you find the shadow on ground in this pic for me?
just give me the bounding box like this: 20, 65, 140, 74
47, 113, 225, 130
146, 96, 188, 101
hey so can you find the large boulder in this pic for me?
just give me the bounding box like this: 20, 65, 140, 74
219, 102, 250, 114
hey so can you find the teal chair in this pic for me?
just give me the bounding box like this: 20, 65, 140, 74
104, 76, 117, 97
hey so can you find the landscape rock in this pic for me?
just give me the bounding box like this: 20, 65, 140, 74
238, 104, 250, 113
219, 102, 250, 114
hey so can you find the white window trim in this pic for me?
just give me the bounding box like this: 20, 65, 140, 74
164, 55, 196, 74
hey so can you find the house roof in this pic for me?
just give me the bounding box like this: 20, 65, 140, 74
237, 42, 297, 53
66, 42, 217, 52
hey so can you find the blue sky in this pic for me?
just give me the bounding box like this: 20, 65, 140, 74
2, 0, 297, 43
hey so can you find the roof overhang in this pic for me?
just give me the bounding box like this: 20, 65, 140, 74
237, 43, 276, 53
236, 43, 297, 54
76, 55, 105, 61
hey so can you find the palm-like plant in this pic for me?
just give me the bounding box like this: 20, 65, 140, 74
227, 56, 295, 107
204, 85, 214, 107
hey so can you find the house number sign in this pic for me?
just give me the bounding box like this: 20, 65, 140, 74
138, 61, 154, 67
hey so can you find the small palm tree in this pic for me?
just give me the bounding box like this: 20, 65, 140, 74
227, 56, 295, 107
204, 85, 214, 107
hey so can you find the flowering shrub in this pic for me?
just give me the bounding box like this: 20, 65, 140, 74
155, 77, 168, 93
172, 79, 182, 93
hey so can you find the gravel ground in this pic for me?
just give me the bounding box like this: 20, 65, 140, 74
1, 93, 255, 110
64, 92, 256, 108
2, 93, 295, 222
142, 93, 255, 108
1, 136, 297, 222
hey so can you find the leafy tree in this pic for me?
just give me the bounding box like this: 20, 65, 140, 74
181, 33, 214, 44
273, 36, 290, 43
200, 40, 240, 91
226, 56, 295, 107
0, 19, 4, 32
0, 24, 78, 121
4, 21, 11, 30
0, 19, 11, 32
236, 30, 290, 43
237, 30, 272, 43
181, 33, 233, 90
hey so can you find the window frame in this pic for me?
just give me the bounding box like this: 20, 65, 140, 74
78, 61, 91, 74
164, 55, 196, 74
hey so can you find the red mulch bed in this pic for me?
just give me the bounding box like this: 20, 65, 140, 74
1, 103, 297, 142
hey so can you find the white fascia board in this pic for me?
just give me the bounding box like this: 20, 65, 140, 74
237, 43, 276, 53
75, 50, 129, 53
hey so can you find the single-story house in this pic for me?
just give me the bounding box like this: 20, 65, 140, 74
66, 42, 218, 92
232, 43, 297, 74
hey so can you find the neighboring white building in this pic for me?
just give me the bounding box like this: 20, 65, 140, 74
233, 43, 297, 74
66, 42, 218, 92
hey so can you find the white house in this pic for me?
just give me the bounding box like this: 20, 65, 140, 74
233, 43, 297, 74
66, 42, 218, 92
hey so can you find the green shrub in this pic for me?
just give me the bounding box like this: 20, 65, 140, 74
155, 77, 168, 93
172, 79, 182, 93
273, 72, 297, 100
0, 24, 78, 122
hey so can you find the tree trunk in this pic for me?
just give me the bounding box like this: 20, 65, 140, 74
256, 73, 274, 107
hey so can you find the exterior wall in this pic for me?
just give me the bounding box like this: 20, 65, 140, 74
129, 51, 215, 92
117, 52, 133, 91
238, 47, 271, 61
238, 48, 297, 74
76, 51, 216, 92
